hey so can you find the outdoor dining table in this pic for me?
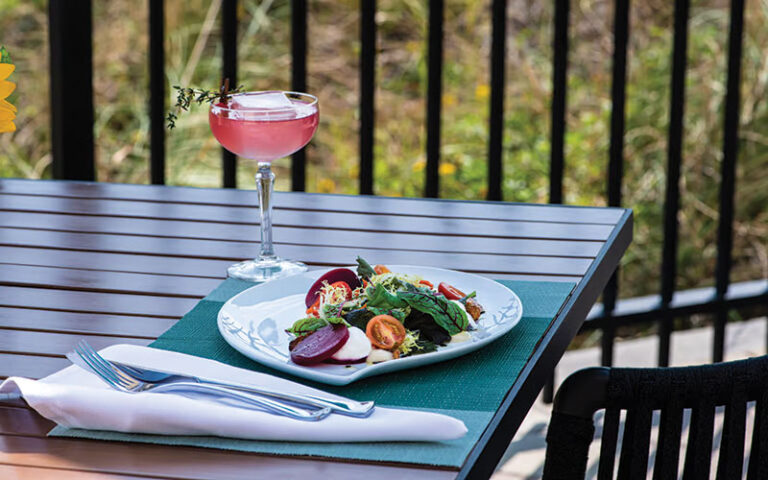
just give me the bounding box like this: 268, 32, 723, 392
0, 178, 632, 479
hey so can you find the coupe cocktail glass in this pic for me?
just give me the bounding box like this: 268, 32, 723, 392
209, 91, 319, 282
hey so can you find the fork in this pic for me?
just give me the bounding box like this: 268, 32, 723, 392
76, 341, 374, 418
68, 342, 331, 421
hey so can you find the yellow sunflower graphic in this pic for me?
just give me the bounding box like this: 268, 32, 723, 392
0, 46, 16, 133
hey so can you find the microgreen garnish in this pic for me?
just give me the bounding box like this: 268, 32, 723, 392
166, 77, 244, 129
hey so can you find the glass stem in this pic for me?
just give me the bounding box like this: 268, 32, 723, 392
255, 162, 276, 261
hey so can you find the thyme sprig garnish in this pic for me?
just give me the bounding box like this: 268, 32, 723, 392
166, 78, 244, 129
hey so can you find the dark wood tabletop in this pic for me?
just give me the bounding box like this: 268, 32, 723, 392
0, 178, 632, 479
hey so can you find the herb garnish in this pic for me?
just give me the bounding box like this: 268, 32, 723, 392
285, 316, 348, 336
356, 256, 376, 280
166, 77, 244, 129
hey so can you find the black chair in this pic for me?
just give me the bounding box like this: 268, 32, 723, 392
542, 356, 768, 479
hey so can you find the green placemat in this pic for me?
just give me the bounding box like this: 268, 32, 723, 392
51, 278, 575, 468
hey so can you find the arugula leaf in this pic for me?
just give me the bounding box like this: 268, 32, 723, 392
398, 290, 468, 335
365, 283, 408, 309
285, 317, 328, 336
343, 308, 375, 330
356, 256, 375, 280
403, 310, 451, 345
412, 337, 438, 355
398, 331, 439, 357
286, 316, 348, 336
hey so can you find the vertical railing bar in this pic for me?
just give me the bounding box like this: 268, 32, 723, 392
543, 0, 570, 404
49, 0, 95, 181
149, 0, 166, 185
291, 0, 308, 192
658, 0, 690, 367
601, 0, 630, 367
359, 0, 376, 195
221, 0, 238, 188
713, 0, 745, 363
549, 0, 569, 206
425, 0, 443, 198
486, 0, 506, 202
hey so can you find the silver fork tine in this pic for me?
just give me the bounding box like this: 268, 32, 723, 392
79, 342, 141, 389
66, 350, 126, 391
75, 342, 135, 389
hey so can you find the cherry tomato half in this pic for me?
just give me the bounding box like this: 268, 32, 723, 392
373, 264, 391, 275
438, 282, 465, 300
365, 315, 406, 350
418, 279, 434, 288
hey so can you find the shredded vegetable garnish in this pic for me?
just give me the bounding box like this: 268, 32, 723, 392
398, 331, 420, 356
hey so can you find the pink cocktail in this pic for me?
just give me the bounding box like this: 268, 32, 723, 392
209, 91, 319, 282
210, 99, 318, 162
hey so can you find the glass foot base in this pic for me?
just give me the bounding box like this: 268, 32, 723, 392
227, 257, 308, 282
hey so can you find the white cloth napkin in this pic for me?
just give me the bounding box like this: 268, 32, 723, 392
0, 344, 467, 442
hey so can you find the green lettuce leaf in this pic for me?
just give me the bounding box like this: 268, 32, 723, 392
365, 283, 408, 309
356, 256, 375, 280
397, 290, 468, 335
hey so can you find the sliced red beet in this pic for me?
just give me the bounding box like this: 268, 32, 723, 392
305, 268, 362, 308
289, 324, 350, 366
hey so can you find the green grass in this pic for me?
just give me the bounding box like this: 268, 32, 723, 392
0, 0, 766, 308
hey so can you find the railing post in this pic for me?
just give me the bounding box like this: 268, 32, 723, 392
221, 0, 238, 188
486, 0, 507, 202
602, 0, 631, 367
49, 0, 95, 181
659, 0, 690, 367
713, 0, 745, 363
291, 0, 308, 192
149, 0, 166, 185
549, 0, 569, 206
424, 0, 443, 198
359, 0, 376, 196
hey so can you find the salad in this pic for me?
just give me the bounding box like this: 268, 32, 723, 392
286, 257, 485, 366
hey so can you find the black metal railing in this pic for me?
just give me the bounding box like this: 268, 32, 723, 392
46, 0, 768, 400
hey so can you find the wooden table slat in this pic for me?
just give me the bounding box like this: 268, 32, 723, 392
0, 286, 196, 318
0, 246, 583, 284
0, 229, 593, 276
0, 178, 624, 224
0, 328, 151, 357
0, 353, 70, 379
0, 194, 616, 241
0, 307, 175, 338
0, 264, 219, 298
0, 464, 155, 480
0, 211, 604, 258
0, 433, 457, 480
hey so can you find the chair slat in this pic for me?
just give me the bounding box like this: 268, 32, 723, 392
747, 390, 768, 479
653, 407, 683, 480
683, 403, 716, 480
598, 408, 621, 480
617, 407, 652, 480
716, 400, 747, 480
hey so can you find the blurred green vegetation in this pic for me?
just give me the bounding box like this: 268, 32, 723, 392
0, 0, 766, 306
